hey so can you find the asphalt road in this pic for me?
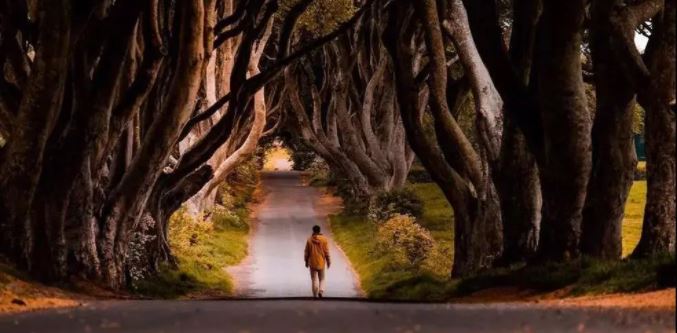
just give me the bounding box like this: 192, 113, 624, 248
227, 171, 362, 298
1, 299, 674, 332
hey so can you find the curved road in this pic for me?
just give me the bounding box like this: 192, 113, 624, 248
228, 171, 362, 298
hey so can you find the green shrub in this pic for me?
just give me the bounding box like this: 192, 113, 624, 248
228, 156, 260, 186
307, 159, 331, 186
211, 205, 249, 231
377, 215, 435, 270
369, 189, 424, 222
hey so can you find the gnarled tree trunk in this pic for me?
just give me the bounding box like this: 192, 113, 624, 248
534, 0, 591, 261
633, 0, 676, 257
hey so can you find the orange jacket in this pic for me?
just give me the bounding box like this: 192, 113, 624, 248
304, 234, 330, 270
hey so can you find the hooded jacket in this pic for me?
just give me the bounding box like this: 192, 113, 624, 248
304, 233, 330, 270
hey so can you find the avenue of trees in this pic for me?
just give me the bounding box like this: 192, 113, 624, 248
0, 0, 674, 289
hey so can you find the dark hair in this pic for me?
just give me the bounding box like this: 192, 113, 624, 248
312, 225, 321, 233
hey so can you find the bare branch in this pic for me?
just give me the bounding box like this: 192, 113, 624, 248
215, 0, 249, 32
179, 0, 374, 141
608, 0, 665, 84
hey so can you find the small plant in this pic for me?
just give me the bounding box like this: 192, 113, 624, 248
211, 205, 248, 231
376, 214, 435, 270
369, 189, 424, 223
128, 214, 158, 285
168, 208, 213, 253
307, 159, 331, 186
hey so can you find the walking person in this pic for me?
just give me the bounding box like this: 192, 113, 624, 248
304, 225, 331, 298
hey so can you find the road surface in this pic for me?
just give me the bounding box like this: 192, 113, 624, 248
1, 299, 674, 332
227, 171, 362, 298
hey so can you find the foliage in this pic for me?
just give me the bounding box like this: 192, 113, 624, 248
134, 178, 256, 298
211, 206, 249, 231
280, 0, 356, 36
330, 182, 454, 299
368, 188, 424, 223
288, 140, 318, 171
127, 215, 157, 284
376, 215, 435, 269
291, 150, 317, 171
331, 180, 656, 301
307, 158, 332, 185
450, 255, 676, 297
632, 103, 645, 135
305, 159, 370, 213
231, 155, 262, 185
134, 209, 232, 297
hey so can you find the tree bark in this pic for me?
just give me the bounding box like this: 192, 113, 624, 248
100, 0, 206, 288
497, 119, 541, 262
633, 0, 676, 257
0, 0, 71, 264
385, 0, 503, 277
581, 0, 640, 259
460, 0, 542, 263
534, 0, 591, 261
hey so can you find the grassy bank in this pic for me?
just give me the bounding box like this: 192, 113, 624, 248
135, 175, 257, 298
330, 180, 673, 301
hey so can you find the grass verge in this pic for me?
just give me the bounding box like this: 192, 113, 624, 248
134, 180, 256, 298
330, 180, 672, 301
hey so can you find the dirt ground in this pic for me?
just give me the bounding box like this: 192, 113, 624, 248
0, 266, 81, 314
459, 286, 676, 311
544, 288, 676, 310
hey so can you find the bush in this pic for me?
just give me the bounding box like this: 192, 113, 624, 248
307, 159, 331, 186
211, 205, 248, 231
128, 214, 157, 284
369, 189, 424, 223
228, 156, 260, 186
376, 215, 435, 270
168, 208, 213, 255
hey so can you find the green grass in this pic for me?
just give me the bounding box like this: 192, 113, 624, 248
330, 214, 450, 300
330, 182, 455, 300
330, 180, 669, 301
135, 182, 255, 298
450, 255, 675, 297
622, 181, 645, 257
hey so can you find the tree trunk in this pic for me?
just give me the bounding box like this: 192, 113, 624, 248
494, 0, 542, 263
385, 1, 502, 277
452, 184, 504, 277
99, 0, 206, 288
581, 0, 638, 259
0, 0, 71, 264
497, 119, 541, 262
535, 0, 591, 261
536, 0, 591, 261
633, 0, 676, 257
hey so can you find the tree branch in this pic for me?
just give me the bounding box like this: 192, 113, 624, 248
178, 0, 374, 142
215, 0, 249, 32
608, 0, 664, 84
